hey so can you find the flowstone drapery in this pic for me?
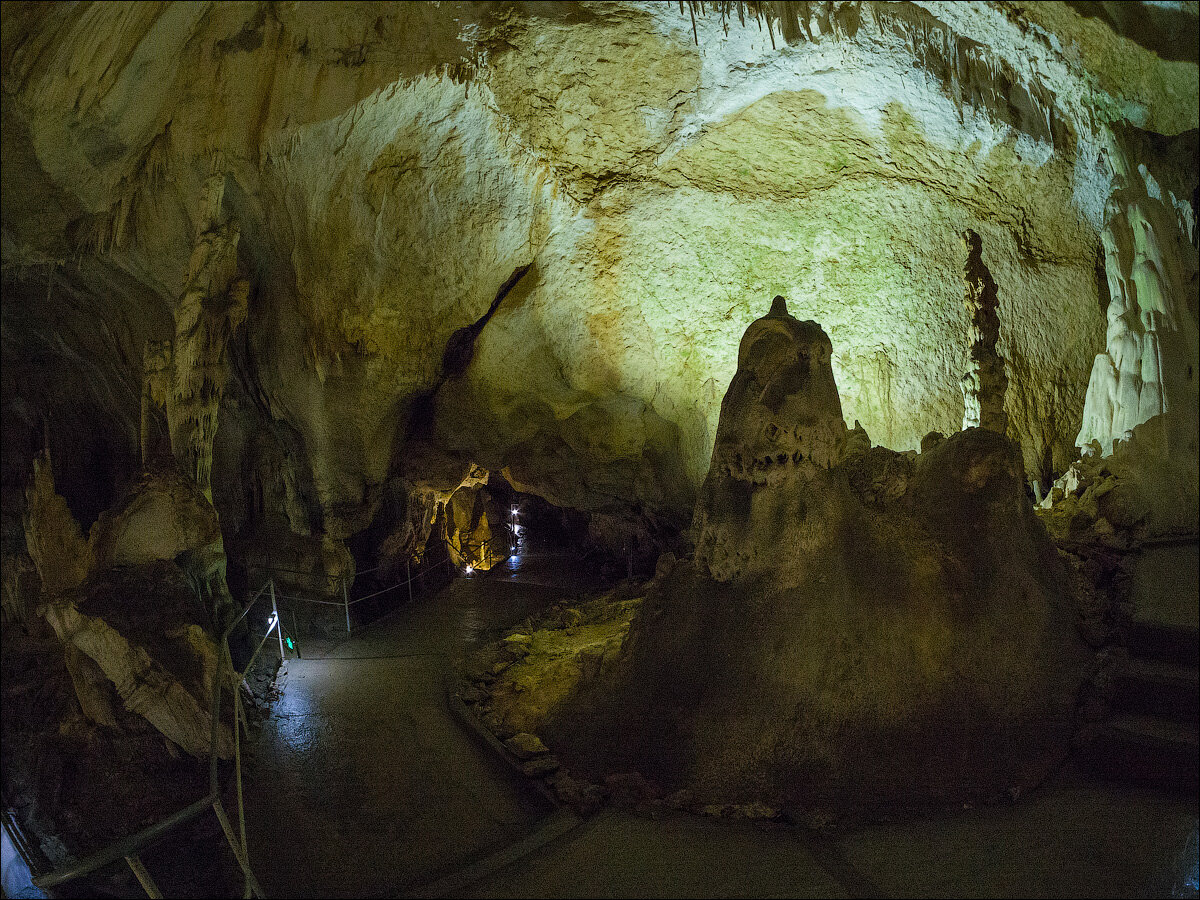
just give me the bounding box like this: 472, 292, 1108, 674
1076, 156, 1199, 460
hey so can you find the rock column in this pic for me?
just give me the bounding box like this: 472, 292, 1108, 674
142, 176, 248, 497
960, 230, 1008, 434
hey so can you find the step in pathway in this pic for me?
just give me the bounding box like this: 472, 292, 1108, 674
1081, 540, 1199, 794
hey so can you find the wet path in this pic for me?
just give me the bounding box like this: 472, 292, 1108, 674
242, 536, 590, 898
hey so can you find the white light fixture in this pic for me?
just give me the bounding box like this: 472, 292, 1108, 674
464, 565, 474, 575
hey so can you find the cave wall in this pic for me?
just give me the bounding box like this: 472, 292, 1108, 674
2, 0, 1197, 549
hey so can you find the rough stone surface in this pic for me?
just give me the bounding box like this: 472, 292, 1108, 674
90, 471, 222, 570
3, 1, 1196, 550
545, 303, 1090, 814
22, 455, 91, 596
21, 457, 235, 758
43, 593, 232, 759
463, 589, 641, 738
505, 732, 550, 760
693, 295, 848, 582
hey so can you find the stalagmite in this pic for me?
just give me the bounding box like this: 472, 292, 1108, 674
693, 295, 848, 582
960, 229, 1008, 434
548, 296, 1086, 813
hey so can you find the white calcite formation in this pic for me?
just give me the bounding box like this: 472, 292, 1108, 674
1076, 152, 1200, 460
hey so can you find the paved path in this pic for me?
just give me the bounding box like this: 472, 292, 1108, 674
242, 539, 580, 898
460, 777, 1196, 899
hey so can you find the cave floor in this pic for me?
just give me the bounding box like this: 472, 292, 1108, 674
239, 538, 1197, 899
453, 776, 1196, 899
241, 540, 581, 898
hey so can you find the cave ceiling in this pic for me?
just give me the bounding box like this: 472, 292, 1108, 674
2, 0, 1197, 537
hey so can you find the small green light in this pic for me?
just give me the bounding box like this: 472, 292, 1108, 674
286, 637, 294, 650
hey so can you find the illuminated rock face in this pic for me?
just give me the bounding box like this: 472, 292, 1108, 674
444, 485, 509, 572
548, 301, 1088, 813
1077, 158, 1200, 460
0, 2, 1196, 554
161, 177, 248, 499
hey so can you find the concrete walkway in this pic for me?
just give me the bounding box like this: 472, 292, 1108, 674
242, 536, 1199, 899
241, 543, 576, 897
457, 775, 1196, 898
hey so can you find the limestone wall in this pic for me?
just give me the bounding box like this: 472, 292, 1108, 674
2, 1, 1196, 539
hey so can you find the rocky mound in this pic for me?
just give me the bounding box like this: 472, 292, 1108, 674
542, 298, 1091, 817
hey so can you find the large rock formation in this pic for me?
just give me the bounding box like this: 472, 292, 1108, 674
693, 295, 848, 582
546, 298, 1089, 815
22, 456, 234, 758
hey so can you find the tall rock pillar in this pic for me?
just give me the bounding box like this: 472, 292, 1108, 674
960, 230, 1009, 434
141, 175, 248, 497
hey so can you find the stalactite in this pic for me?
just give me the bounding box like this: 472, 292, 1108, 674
679, 1, 1064, 149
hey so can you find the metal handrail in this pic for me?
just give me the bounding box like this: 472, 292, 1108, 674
256, 552, 458, 635
247, 561, 385, 578
32, 581, 274, 897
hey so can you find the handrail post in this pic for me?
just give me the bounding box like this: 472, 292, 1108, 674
406, 559, 413, 604
270, 579, 285, 660
232, 692, 249, 894
125, 853, 162, 898
342, 576, 351, 635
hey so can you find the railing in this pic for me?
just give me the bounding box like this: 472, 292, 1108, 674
251, 528, 513, 636
24, 528, 517, 896
251, 556, 455, 638
31, 583, 278, 898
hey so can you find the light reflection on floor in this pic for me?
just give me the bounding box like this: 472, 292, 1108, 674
242, 528, 600, 896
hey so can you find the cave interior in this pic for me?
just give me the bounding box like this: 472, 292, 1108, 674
0, 1, 1197, 897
